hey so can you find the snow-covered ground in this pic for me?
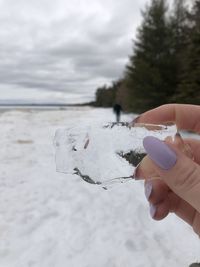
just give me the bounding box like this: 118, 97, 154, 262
0, 107, 199, 267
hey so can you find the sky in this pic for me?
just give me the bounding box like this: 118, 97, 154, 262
0, 0, 150, 103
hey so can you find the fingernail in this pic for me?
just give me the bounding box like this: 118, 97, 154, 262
143, 136, 177, 170
129, 115, 141, 127
133, 163, 145, 180
145, 181, 152, 200
150, 204, 157, 218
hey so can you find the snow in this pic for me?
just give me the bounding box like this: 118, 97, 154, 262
0, 106, 199, 267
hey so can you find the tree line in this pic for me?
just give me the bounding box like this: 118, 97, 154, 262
94, 0, 200, 113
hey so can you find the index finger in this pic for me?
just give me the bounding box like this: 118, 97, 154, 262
136, 104, 200, 133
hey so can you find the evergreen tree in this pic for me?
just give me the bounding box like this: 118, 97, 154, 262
169, 0, 188, 97
170, 0, 188, 50
175, 0, 200, 104
125, 0, 175, 112
94, 0, 200, 111
95, 80, 123, 107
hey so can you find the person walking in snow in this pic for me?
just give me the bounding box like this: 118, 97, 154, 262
113, 103, 122, 123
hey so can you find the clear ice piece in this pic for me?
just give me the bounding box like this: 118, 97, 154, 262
54, 122, 178, 188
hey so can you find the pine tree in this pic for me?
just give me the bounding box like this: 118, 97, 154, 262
169, 0, 188, 97
125, 0, 175, 112
175, 0, 200, 104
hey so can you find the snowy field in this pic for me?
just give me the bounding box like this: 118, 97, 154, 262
0, 106, 199, 267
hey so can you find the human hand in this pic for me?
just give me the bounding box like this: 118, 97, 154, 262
136, 104, 200, 236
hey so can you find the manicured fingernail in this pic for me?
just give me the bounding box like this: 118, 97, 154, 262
143, 136, 177, 170
129, 115, 141, 127
150, 204, 157, 218
145, 181, 152, 200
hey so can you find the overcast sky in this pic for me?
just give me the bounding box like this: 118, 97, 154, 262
0, 0, 150, 102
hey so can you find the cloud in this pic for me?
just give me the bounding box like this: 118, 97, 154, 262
0, 0, 146, 101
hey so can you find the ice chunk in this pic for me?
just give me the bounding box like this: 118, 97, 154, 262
54, 122, 178, 188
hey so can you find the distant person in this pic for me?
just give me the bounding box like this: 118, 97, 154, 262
113, 103, 122, 123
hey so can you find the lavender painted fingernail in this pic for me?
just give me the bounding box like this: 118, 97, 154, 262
143, 136, 177, 170
145, 181, 152, 200
150, 204, 156, 218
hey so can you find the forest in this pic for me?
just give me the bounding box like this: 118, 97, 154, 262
94, 0, 200, 113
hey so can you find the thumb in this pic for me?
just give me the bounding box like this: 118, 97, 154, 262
143, 136, 200, 213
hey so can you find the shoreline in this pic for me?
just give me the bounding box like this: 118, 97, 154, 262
0, 101, 96, 111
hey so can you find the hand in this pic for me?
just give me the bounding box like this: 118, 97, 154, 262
136, 104, 200, 236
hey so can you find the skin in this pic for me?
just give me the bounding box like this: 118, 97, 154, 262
136, 104, 200, 235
